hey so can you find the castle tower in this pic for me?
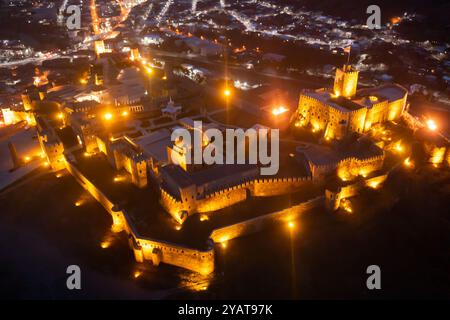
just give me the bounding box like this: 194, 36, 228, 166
333, 65, 359, 98
38, 88, 46, 101
130, 47, 140, 61
94, 40, 105, 58
95, 73, 104, 86
92, 63, 104, 86
21, 93, 33, 111
131, 156, 148, 188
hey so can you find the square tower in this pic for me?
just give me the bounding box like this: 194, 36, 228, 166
94, 40, 105, 57
333, 65, 359, 98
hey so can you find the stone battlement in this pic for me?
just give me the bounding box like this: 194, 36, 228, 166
65, 158, 215, 275
160, 175, 312, 221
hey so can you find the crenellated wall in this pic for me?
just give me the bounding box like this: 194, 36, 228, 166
160, 188, 185, 222
131, 234, 214, 276
251, 177, 309, 197
336, 154, 384, 181
37, 133, 65, 172
160, 176, 313, 220
160, 185, 250, 222
388, 97, 407, 121
64, 153, 355, 275
401, 111, 423, 131
65, 158, 127, 232
65, 157, 215, 275
210, 196, 324, 243
96, 135, 148, 188
334, 66, 359, 98
197, 187, 247, 213
309, 153, 384, 182
325, 173, 388, 211
347, 107, 366, 134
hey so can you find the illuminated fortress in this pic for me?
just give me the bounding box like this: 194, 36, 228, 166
293, 65, 408, 140
13, 51, 447, 277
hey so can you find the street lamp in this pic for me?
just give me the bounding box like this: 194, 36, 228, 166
100, 241, 110, 249
104, 112, 113, 120
272, 106, 288, 116
145, 66, 153, 75
404, 157, 413, 168
426, 119, 437, 131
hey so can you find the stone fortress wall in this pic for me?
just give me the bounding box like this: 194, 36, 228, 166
64, 155, 325, 275
36, 117, 66, 172
53, 149, 389, 275
42, 131, 389, 275
325, 173, 388, 211
65, 157, 214, 275
305, 150, 385, 182
336, 154, 385, 181
209, 196, 324, 243
160, 176, 313, 221
30, 61, 414, 276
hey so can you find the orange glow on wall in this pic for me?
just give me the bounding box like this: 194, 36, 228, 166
104, 112, 113, 120
272, 106, 288, 116
426, 119, 437, 131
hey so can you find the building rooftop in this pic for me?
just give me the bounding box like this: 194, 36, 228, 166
331, 96, 365, 111
55, 126, 78, 149
303, 90, 351, 113
160, 139, 311, 198
298, 138, 384, 167
67, 100, 101, 113
357, 84, 408, 103
111, 137, 147, 161
134, 129, 173, 164
303, 83, 407, 114
297, 144, 340, 167
46, 85, 84, 101
161, 163, 259, 196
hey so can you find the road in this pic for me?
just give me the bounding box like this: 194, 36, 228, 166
151, 49, 325, 88
90, 0, 131, 40
90, 0, 100, 35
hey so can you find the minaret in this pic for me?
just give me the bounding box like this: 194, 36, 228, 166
333, 64, 359, 98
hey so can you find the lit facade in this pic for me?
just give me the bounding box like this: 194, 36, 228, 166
294, 65, 408, 140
